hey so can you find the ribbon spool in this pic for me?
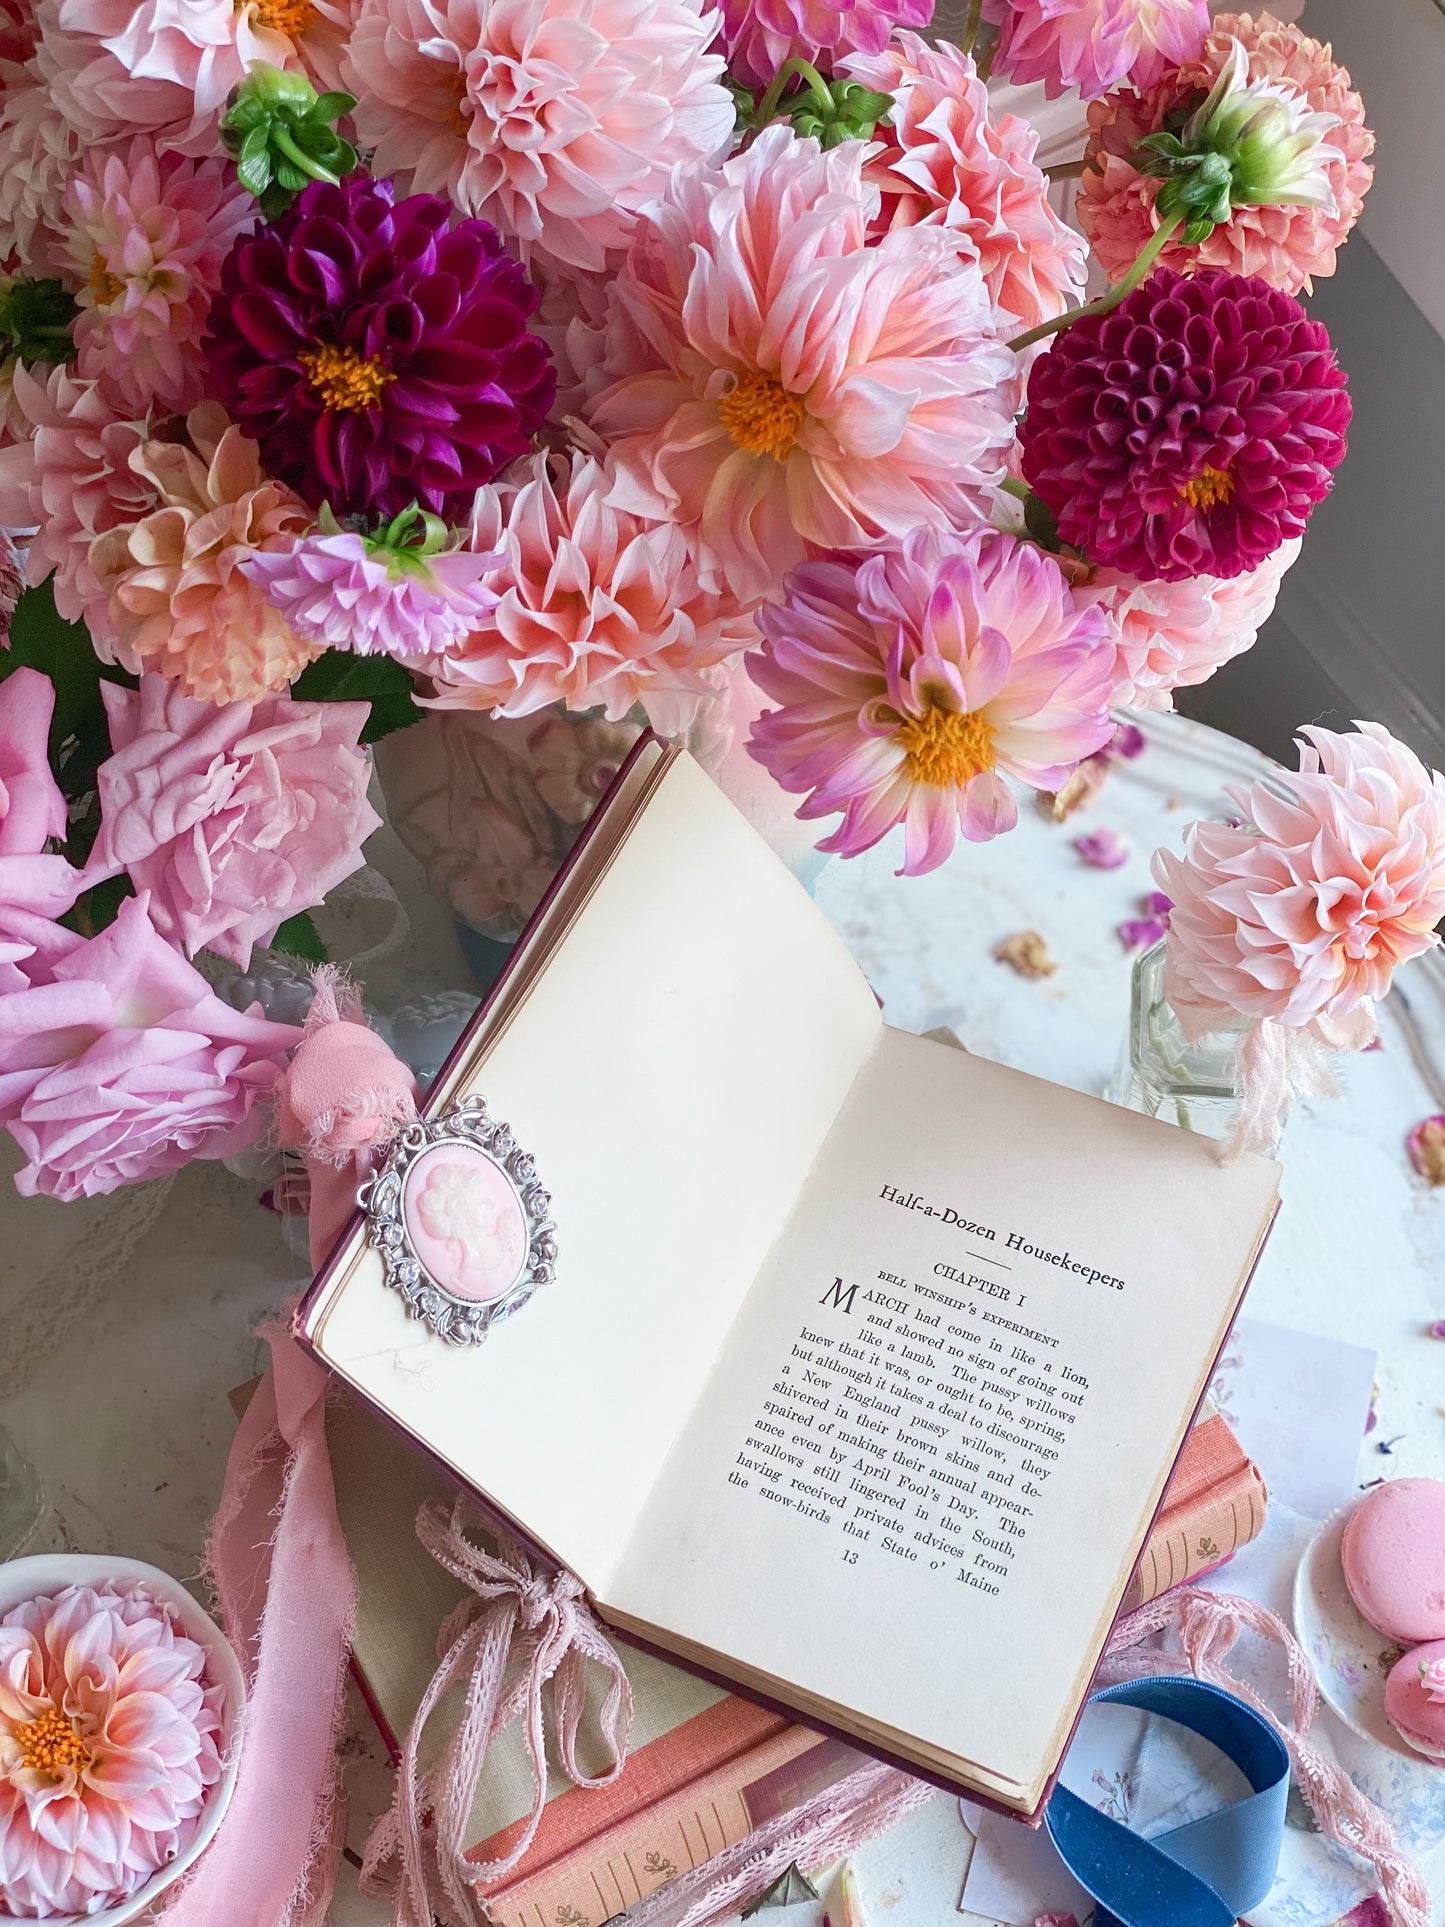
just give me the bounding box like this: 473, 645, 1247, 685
1045, 1677, 1290, 1927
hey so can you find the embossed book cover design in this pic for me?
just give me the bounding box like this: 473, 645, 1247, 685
298, 741, 1282, 1817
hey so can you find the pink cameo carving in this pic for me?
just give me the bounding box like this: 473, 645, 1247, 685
402, 1143, 528, 1304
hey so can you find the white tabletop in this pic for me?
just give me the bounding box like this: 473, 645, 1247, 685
3, 709, 1441, 1924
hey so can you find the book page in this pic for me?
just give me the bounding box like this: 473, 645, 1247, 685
307, 755, 883, 1592
611, 1027, 1279, 1804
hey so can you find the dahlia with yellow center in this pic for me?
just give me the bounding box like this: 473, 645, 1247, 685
748, 528, 1116, 874
299, 342, 395, 413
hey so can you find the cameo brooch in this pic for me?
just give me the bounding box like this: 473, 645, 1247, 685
358, 1097, 557, 1345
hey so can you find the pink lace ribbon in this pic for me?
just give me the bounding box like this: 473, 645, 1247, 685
1102, 1586, 1429, 1927
360, 1498, 635, 1927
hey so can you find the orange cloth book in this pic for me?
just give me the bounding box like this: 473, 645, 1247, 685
1121, 1407, 1267, 1613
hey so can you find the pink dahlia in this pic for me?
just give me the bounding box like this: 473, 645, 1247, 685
203, 175, 554, 523
89, 404, 321, 703
843, 34, 1086, 338
720, 0, 930, 91
1085, 535, 1299, 709
62, 137, 257, 417
0, 890, 301, 1197
981, 0, 1209, 99
241, 511, 500, 659
1080, 13, 1375, 296
748, 528, 1116, 873
0, 0, 37, 69
0, 363, 151, 654
87, 675, 381, 967
587, 128, 1018, 608
1019, 268, 1349, 582
0, 52, 89, 278
0, 1581, 226, 1915
344, 0, 734, 275
1154, 721, 1445, 1028
422, 449, 756, 720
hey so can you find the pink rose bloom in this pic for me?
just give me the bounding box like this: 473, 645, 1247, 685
1079, 13, 1375, 296
0, 1581, 225, 1916
982, 0, 1209, 99
423, 449, 757, 720
62, 137, 257, 417
1154, 721, 1445, 1028
588, 127, 1019, 607
719, 0, 930, 90
344, 0, 735, 275
1084, 536, 1299, 710
749, 528, 1116, 873
842, 34, 1086, 336
0, 668, 84, 995
0, 363, 151, 656
86, 675, 381, 969
0, 890, 300, 1198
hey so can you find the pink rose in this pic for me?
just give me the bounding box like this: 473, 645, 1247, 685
86, 676, 382, 969
0, 892, 301, 1199
0, 667, 84, 991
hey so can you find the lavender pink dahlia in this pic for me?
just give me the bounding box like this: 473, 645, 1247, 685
202, 175, 555, 523
748, 528, 1116, 874
1019, 267, 1349, 583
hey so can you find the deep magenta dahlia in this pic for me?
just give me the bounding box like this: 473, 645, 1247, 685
1019, 268, 1350, 582
202, 176, 555, 522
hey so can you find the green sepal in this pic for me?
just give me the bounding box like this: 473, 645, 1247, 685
269, 909, 328, 964
1022, 490, 1062, 553
787, 79, 893, 148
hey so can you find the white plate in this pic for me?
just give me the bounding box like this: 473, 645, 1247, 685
1293, 1501, 1445, 1766
0, 1553, 246, 1925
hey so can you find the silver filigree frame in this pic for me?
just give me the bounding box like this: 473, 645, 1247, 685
357, 1096, 557, 1345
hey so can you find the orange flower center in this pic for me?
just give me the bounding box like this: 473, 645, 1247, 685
88, 252, 123, 305
299, 343, 394, 413
898, 705, 995, 789
718, 371, 805, 463
15, 1705, 90, 1777
245, 0, 316, 32
1177, 464, 1234, 511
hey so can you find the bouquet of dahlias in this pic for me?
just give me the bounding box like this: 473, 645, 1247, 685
0, 0, 1373, 1201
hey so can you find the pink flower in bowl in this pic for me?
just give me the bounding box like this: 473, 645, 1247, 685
0, 1554, 244, 1923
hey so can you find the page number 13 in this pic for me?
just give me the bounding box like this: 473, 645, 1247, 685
842, 1549, 859, 1565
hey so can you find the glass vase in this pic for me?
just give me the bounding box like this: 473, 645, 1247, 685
1111, 940, 1249, 1140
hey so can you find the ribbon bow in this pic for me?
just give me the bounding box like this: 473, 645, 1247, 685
361, 1496, 634, 1927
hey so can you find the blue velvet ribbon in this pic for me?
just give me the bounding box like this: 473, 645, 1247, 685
1044, 1677, 1290, 1927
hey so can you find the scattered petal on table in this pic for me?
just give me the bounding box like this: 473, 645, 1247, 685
1111, 723, 1145, 760
1406, 1115, 1445, 1185
1073, 828, 1129, 868
1119, 916, 1166, 949
1035, 1915, 1081, 1927
1332, 1899, 1391, 1927
1043, 759, 1110, 819
995, 930, 1059, 978
1425, 1319, 1445, 1341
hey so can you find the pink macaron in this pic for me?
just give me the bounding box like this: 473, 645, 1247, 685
1341, 1479, 1445, 1643
1385, 1641, 1445, 1761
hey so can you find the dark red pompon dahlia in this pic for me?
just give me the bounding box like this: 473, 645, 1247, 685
1019, 268, 1350, 583
202, 175, 555, 522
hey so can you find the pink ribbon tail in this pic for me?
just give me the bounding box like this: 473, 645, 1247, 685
155, 1314, 358, 1927
1101, 1586, 1429, 1927
360, 1497, 635, 1927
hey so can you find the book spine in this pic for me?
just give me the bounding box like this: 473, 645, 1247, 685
1121, 1465, 1267, 1614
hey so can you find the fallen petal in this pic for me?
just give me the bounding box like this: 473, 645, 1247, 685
1407, 1115, 1445, 1185
1073, 828, 1129, 869
994, 930, 1058, 979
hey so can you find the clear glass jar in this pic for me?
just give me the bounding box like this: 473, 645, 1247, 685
1110, 939, 1248, 1139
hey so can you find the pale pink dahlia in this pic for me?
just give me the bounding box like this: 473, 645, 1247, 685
1085, 536, 1299, 710
63, 137, 257, 418
588, 128, 1018, 608
0, 1581, 226, 1914
982, 0, 1209, 99
719, 0, 930, 91
90, 404, 320, 703
0, 50, 89, 277
1154, 721, 1445, 1027
422, 448, 756, 720
0, 362, 151, 654
343, 0, 735, 276
843, 34, 1086, 338
1079, 13, 1375, 296
748, 528, 1116, 873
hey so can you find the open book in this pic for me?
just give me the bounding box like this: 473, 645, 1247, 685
298, 739, 1281, 1819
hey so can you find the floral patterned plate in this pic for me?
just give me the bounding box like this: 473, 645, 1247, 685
1293, 1500, 1429, 1763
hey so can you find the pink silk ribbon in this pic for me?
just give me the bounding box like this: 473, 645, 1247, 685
360, 1497, 635, 1927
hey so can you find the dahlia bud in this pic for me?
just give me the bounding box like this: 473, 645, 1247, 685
787, 78, 894, 149
1135, 37, 1344, 245
222, 63, 359, 218
0, 276, 78, 365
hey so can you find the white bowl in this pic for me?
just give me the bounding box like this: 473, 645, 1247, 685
0, 1553, 246, 1925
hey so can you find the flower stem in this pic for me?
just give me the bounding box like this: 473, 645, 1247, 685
998, 476, 1031, 501
1007, 211, 1183, 352
273, 124, 342, 187
960, 0, 983, 56
751, 55, 834, 128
